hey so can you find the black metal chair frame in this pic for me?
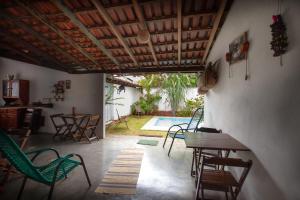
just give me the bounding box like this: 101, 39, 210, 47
163, 107, 204, 156
18, 150, 91, 200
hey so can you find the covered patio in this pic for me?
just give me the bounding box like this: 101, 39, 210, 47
1, 0, 300, 200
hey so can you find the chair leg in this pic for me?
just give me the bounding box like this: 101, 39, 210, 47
201, 187, 204, 200
167, 137, 175, 157
81, 162, 91, 186
225, 191, 229, 200
47, 182, 55, 200
17, 177, 28, 200
163, 134, 168, 148
191, 149, 195, 176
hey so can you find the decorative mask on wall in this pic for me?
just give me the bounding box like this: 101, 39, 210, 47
225, 32, 250, 80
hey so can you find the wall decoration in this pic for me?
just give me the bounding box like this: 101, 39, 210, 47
228, 32, 248, 64
270, 15, 288, 65
225, 32, 250, 80
66, 80, 71, 89
270, 0, 288, 66
198, 61, 219, 95
52, 81, 65, 101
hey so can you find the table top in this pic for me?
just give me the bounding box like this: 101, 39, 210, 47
184, 132, 250, 151
62, 114, 90, 119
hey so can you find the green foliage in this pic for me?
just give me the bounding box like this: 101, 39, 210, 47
131, 93, 161, 114
176, 96, 204, 117
138, 73, 199, 115
162, 73, 197, 115
105, 85, 124, 105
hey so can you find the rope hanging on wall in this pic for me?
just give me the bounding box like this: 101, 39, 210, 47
270, 0, 288, 66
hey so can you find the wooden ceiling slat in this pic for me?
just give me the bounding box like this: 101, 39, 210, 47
16, 1, 103, 70
0, 11, 80, 69
0, 0, 231, 74
0, 28, 69, 72
51, 0, 120, 67
90, 0, 138, 66
202, 0, 227, 63
132, 0, 158, 66
72, 65, 205, 74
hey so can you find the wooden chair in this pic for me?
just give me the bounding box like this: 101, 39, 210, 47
50, 113, 69, 139
115, 109, 128, 129
196, 156, 252, 200
78, 114, 100, 143
191, 127, 222, 176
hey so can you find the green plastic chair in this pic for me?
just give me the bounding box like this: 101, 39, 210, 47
0, 129, 91, 200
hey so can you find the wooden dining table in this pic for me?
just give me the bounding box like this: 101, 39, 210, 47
184, 132, 250, 179
61, 114, 90, 141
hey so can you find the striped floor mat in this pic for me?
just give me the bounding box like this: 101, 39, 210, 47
95, 148, 144, 195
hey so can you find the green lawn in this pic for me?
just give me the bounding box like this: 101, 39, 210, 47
106, 115, 165, 137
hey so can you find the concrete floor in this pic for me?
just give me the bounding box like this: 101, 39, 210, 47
0, 134, 222, 200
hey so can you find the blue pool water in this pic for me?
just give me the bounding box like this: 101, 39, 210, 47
141, 116, 194, 131
154, 117, 191, 127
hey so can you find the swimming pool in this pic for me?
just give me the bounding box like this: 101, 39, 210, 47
141, 116, 193, 131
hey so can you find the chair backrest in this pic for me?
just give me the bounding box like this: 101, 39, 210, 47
186, 107, 204, 131
88, 114, 100, 127
0, 129, 45, 182
202, 156, 252, 197
50, 113, 64, 127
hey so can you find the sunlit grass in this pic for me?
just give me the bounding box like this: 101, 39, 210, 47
106, 115, 165, 137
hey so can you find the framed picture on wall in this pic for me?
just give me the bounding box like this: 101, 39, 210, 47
228, 32, 248, 64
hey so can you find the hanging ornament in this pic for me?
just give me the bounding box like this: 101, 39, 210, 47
270, 0, 288, 66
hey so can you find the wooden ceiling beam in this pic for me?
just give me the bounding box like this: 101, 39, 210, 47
132, 0, 158, 65
104, 37, 208, 49
177, 0, 182, 66
15, 1, 105, 70
0, 27, 70, 71
90, 0, 138, 66
51, 0, 120, 67
0, 11, 82, 69
0, 43, 42, 65
72, 65, 205, 74
202, 0, 227, 63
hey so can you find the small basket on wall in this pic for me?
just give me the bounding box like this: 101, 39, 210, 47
198, 62, 218, 95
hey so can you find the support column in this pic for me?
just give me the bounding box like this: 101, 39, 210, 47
97, 73, 106, 139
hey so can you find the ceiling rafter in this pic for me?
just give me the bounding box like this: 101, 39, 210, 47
202, 0, 227, 63
15, 0, 105, 70
132, 0, 158, 65
72, 65, 205, 74
0, 28, 69, 72
177, 0, 182, 66
51, 0, 120, 67
90, 0, 138, 66
0, 12, 82, 69
6, 10, 216, 30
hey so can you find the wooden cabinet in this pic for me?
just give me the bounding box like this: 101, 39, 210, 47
2, 80, 29, 106
0, 108, 24, 129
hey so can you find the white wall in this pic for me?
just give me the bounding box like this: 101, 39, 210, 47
0, 57, 104, 135
150, 88, 199, 111
112, 85, 141, 120
205, 0, 300, 199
